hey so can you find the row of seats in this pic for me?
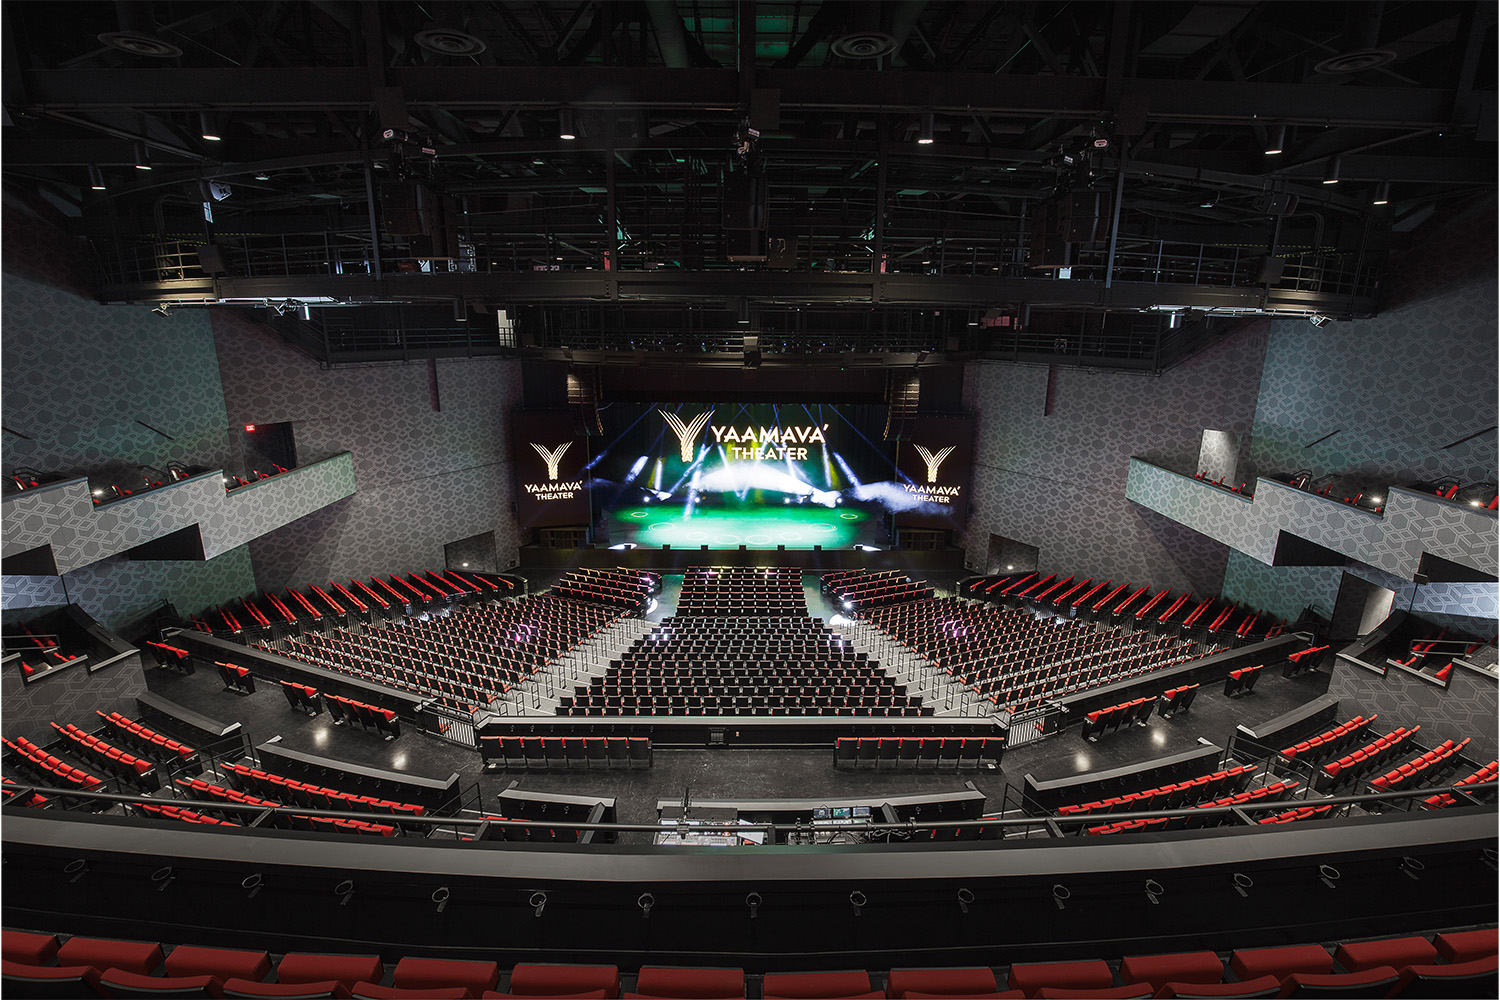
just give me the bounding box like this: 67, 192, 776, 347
325, 693, 402, 740
1423, 760, 1499, 809
218, 762, 426, 821
674, 566, 807, 617
5, 928, 1493, 999
1058, 767, 1261, 818
215, 661, 255, 695
833, 736, 1005, 769
1083, 782, 1301, 835
554, 568, 659, 611
562, 694, 928, 717
1279, 715, 1377, 766
1156, 683, 1199, 719
279, 679, 323, 716
1, 735, 102, 791
1222, 664, 1262, 698
173, 777, 397, 836
1081, 696, 1155, 742
821, 569, 934, 610
46, 723, 157, 791
129, 801, 239, 828
282, 634, 504, 716
1282, 645, 1327, 679
1370, 738, 1471, 790
1257, 803, 1335, 825
145, 640, 193, 673
479, 735, 651, 770
1317, 726, 1421, 793
95, 711, 197, 764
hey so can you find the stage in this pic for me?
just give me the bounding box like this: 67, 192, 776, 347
517, 543, 967, 573
602, 501, 885, 550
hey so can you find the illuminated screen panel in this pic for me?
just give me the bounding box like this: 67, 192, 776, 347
590, 402, 903, 549
511, 411, 590, 528
893, 416, 974, 528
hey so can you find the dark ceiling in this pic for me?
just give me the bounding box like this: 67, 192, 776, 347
3, 1, 1495, 369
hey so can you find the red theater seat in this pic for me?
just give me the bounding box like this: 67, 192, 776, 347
1271, 966, 1397, 997
886, 968, 999, 998
98, 968, 225, 997
1226, 946, 1332, 982
276, 955, 385, 990
2, 929, 60, 966
1007, 960, 1113, 997
223, 981, 351, 999
1388, 954, 1498, 997
1119, 952, 1223, 991
503, 964, 619, 997
56, 937, 165, 977
2, 959, 105, 997
630, 966, 743, 998
391, 958, 499, 996
1331, 935, 1437, 973
352, 986, 470, 1000
489, 993, 609, 1000
1152, 976, 1281, 998
1035, 988, 1152, 999
166, 945, 272, 982
761, 970, 879, 998
899, 993, 1020, 1000
1434, 928, 1498, 964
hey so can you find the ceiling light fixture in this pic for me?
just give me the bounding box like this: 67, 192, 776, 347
558, 109, 577, 141
1372, 181, 1390, 206
87, 166, 107, 190
1322, 156, 1341, 185
917, 112, 935, 145
199, 111, 221, 141
737, 298, 750, 324
1264, 124, 1285, 155
133, 142, 151, 170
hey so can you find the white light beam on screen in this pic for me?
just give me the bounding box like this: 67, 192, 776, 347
652, 459, 663, 491
623, 455, 648, 484
833, 451, 863, 488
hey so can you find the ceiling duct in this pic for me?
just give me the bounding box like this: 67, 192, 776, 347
414, 2, 486, 57
97, 2, 181, 58
1315, 0, 1395, 73
830, 1, 926, 61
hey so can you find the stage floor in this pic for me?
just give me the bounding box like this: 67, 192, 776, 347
604, 502, 884, 550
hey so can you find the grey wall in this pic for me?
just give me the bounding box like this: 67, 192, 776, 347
0, 651, 147, 748
212, 311, 525, 589
962, 323, 1269, 595
1328, 660, 1498, 762
1, 199, 256, 629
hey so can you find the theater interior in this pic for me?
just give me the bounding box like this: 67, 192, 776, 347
1, 2, 1497, 998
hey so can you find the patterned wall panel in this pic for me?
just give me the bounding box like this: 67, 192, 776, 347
1328, 659, 1498, 761
205, 453, 358, 558
1197, 430, 1241, 485
961, 323, 1268, 591
0, 651, 147, 748
1, 272, 235, 478
1, 575, 67, 611
1245, 199, 1497, 488
212, 312, 524, 587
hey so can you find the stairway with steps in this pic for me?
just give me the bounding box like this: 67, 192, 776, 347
836, 614, 989, 718
501, 614, 657, 716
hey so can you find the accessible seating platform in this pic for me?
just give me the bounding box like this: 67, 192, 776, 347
2, 927, 1493, 998
833, 735, 1004, 770
480, 733, 650, 771
1080, 696, 1155, 742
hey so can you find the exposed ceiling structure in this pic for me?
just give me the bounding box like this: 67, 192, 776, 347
3, 1, 1495, 369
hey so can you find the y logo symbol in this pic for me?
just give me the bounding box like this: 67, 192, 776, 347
530, 442, 571, 481
659, 409, 713, 462
913, 444, 955, 484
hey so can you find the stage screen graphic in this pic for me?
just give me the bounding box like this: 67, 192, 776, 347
511, 411, 590, 529
589, 402, 968, 549
894, 416, 975, 528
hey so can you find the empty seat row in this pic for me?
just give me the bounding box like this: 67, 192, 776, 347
324, 694, 402, 740
1084, 781, 1300, 835
279, 680, 323, 717
1, 776, 49, 808
1222, 664, 1262, 698
1, 735, 103, 791
1081, 696, 1155, 741
132, 801, 239, 827
1283, 644, 1328, 678
145, 640, 194, 672
1279, 715, 1377, 766
1156, 683, 1199, 719
1058, 767, 1260, 819
1257, 803, 1335, 825
1370, 737, 1471, 790
95, 711, 196, 764
833, 735, 1005, 770
480, 735, 650, 770
1423, 760, 1499, 809
215, 661, 255, 695
47, 723, 157, 791
219, 763, 425, 821
172, 777, 396, 836
2, 927, 1495, 999
1317, 726, 1421, 793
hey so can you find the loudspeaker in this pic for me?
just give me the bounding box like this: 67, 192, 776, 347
814, 545, 822, 551
663, 545, 671, 551
739, 545, 747, 551
1413, 573, 1430, 585
750, 88, 781, 131
1256, 257, 1286, 284
197, 245, 227, 274
380, 180, 430, 235
701, 545, 709, 551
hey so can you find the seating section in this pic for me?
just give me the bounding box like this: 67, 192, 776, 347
1279, 716, 1378, 767
215, 762, 424, 830
1156, 684, 1199, 719
1316, 726, 1422, 793
47, 722, 158, 791
146, 640, 194, 673
555, 568, 661, 612
1255, 803, 1334, 825
1, 776, 49, 808
1055, 765, 1256, 819
217, 661, 256, 695
1, 930, 1494, 1000
279, 680, 324, 717
1423, 760, 1499, 809
821, 569, 935, 610
130, 800, 242, 827
323, 694, 402, 740
1222, 664, 1262, 698
1083, 780, 1300, 836
480, 734, 650, 771
1370, 738, 1471, 790
171, 776, 395, 836
95, 711, 198, 765
833, 735, 1004, 770
7, 622, 84, 679
276, 596, 623, 719
1283, 645, 1328, 679
562, 615, 924, 717
675, 566, 807, 617
1080, 696, 1154, 742
1, 734, 104, 791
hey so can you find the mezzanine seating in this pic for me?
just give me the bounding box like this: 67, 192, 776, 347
833, 735, 1004, 770
323, 693, 401, 740
1422, 761, 1499, 809
1222, 664, 1262, 698
278, 680, 323, 717
46, 723, 158, 792
1279, 716, 1378, 767
821, 569, 934, 611
1080, 696, 1154, 742
479, 734, 651, 771
1, 735, 104, 793
1156, 683, 1199, 719
1316, 726, 1422, 793
1370, 738, 1471, 790
216, 661, 256, 695
95, 711, 197, 766
555, 568, 660, 612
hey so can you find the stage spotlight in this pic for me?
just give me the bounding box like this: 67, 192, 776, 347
1264, 124, 1285, 155
133, 142, 151, 170
1322, 156, 1341, 184
917, 112, 935, 145
1372, 181, 1390, 206
199, 111, 221, 141
737, 298, 750, 324
87, 166, 107, 190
